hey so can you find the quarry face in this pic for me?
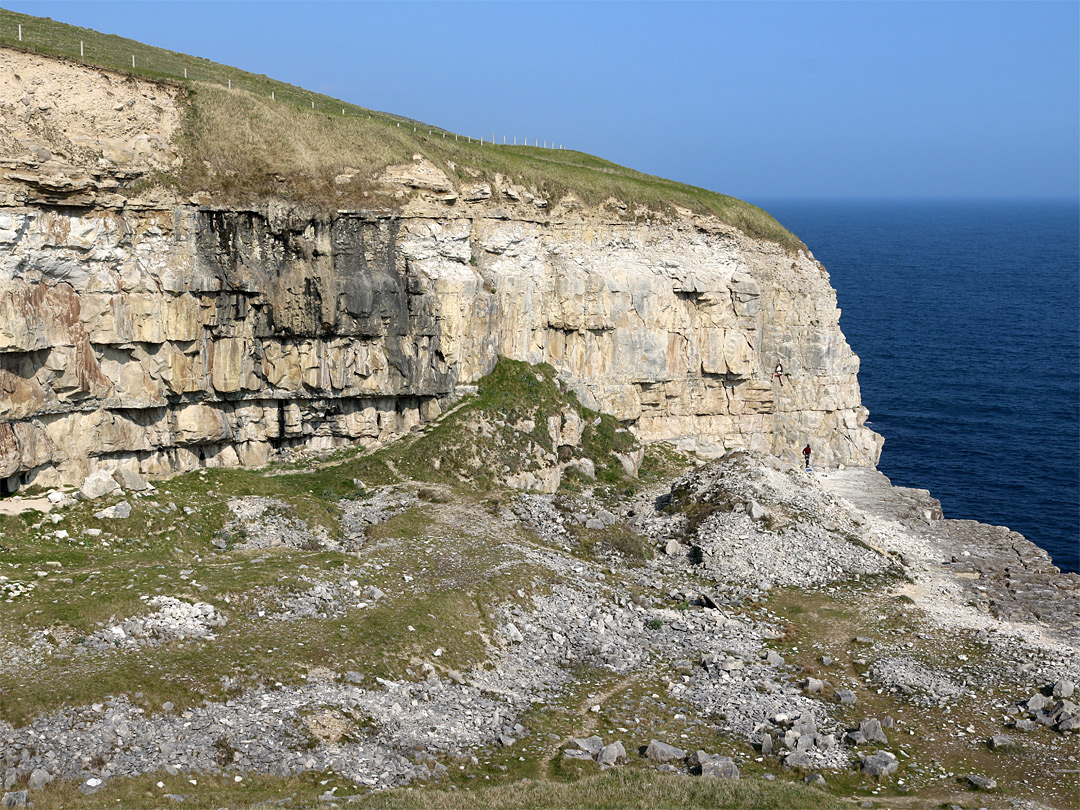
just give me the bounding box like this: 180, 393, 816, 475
0, 44, 1076, 810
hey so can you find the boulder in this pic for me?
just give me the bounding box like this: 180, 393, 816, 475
966, 774, 997, 790
1026, 693, 1050, 712
595, 510, 617, 527
571, 736, 604, 756
27, 769, 51, 790
687, 750, 715, 766
700, 757, 739, 778
1, 792, 27, 808
1058, 715, 1080, 732
845, 730, 868, 746
1053, 679, 1075, 699
859, 718, 888, 744
597, 741, 627, 766
562, 749, 593, 761
860, 751, 898, 777
78, 469, 120, 500
77, 778, 103, 794
112, 467, 151, 491
644, 740, 685, 763
988, 734, 1015, 750
783, 751, 813, 770
94, 501, 131, 520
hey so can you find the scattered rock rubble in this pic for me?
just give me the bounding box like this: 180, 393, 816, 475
866, 657, 963, 706
2, 450, 1078, 805
45, 597, 226, 653
223, 497, 332, 551
1010, 682, 1079, 733
631, 452, 894, 587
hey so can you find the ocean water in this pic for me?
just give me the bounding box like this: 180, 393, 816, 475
761, 200, 1079, 574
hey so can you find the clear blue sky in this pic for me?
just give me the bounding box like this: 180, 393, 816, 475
7, 1, 1078, 202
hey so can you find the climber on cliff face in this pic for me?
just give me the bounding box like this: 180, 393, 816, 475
803, 444, 812, 470
773, 361, 784, 386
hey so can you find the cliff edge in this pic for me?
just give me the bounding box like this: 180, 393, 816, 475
0, 46, 880, 491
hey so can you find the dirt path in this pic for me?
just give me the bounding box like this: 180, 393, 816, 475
0, 495, 57, 515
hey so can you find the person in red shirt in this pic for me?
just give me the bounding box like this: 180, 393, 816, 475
802, 444, 812, 470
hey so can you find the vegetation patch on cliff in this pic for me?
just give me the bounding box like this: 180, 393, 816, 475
350, 357, 640, 493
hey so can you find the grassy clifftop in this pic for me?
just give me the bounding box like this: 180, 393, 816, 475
0, 8, 802, 250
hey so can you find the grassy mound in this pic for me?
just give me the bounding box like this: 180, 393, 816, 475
353, 358, 640, 494
0, 8, 803, 250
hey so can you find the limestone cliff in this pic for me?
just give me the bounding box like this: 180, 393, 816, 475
0, 48, 881, 490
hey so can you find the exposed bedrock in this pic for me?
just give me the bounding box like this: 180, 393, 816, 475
0, 201, 881, 490
0, 51, 880, 490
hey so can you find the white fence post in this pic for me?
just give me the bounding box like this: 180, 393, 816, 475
184, 67, 188, 79
132, 55, 135, 68
17, 24, 21, 41
80, 41, 84, 57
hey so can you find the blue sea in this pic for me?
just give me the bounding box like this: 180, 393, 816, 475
761, 200, 1080, 574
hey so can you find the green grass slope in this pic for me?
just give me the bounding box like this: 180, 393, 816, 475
0, 7, 802, 250
356, 358, 640, 493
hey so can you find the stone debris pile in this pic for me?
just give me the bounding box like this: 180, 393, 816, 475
76, 597, 227, 651
223, 497, 332, 551
563, 736, 740, 778
513, 494, 571, 546
0, 682, 448, 794
1010, 681, 1079, 733
633, 452, 892, 588
339, 488, 418, 538
866, 657, 963, 706
484, 560, 849, 768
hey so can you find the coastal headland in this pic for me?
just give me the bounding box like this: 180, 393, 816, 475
0, 17, 1076, 810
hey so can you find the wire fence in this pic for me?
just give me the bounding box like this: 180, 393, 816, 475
0, 10, 566, 151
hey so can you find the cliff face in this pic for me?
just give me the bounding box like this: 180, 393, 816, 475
0, 49, 881, 490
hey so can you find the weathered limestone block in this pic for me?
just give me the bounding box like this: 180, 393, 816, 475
175, 403, 232, 444
0, 420, 54, 477
211, 338, 258, 393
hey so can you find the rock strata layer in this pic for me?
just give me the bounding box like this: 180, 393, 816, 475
0, 48, 880, 490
